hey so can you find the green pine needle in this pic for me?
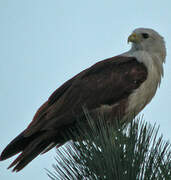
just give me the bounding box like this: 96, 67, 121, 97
47, 113, 171, 180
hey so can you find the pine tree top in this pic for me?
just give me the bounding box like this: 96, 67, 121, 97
47, 114, 171, 180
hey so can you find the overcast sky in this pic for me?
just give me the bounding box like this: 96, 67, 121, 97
0, 1, 171, 180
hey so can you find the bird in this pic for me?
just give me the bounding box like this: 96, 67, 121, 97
0, 28, 166, 172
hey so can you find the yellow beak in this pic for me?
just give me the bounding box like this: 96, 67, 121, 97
128, 33, 141, 43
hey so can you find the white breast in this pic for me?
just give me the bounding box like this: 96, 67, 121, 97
124, 50, 163, 118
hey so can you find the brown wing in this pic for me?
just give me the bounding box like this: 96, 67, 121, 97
25, 55, 147, 135
25, 73, 78, 131
0, 55, 148, 171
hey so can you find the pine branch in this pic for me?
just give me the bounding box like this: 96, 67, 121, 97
47, 114, 171, 180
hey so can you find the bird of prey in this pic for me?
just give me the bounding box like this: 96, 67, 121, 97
0, 28, 166, 172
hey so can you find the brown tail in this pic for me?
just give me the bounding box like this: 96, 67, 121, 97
0, 131, 57, 172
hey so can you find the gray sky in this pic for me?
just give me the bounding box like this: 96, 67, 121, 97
0, 1, 171, 179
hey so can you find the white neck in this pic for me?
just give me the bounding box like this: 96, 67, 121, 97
122, 49, 164, 84
121, 49, 164, 119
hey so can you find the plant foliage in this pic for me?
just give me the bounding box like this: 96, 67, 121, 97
47, 114, 171, 180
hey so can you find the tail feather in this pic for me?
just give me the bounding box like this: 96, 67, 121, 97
0, 130, 58, 172
0, 131, 27, 161
0, 131, 44, 161
9, 137, 51, 172
41, 142, 56, 154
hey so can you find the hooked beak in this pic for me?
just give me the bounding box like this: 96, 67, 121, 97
128, 33, 141, 43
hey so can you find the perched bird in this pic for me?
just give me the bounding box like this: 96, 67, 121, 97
0, 28, 166, 172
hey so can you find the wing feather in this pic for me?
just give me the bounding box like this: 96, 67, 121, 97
24, 56, 147, 135
0, 55, 148, 171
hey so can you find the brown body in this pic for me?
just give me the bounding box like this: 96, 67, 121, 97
0, 55, 148, 172
27, 56, 147, 134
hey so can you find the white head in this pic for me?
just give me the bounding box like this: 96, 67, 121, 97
128, 28, 166, 63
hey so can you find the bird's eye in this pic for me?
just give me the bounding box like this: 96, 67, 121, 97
142, 33, 149, 39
